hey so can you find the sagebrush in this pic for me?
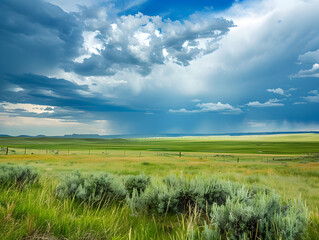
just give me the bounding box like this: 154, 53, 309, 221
55, 171, 126, 204
124, 174, 150, 196
53, 171, 308, 239
0, 164, 39, 187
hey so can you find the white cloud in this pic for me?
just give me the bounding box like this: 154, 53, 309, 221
197, 102, 241, 112
168, 108, 190, 113
247, 98, 284, 107
0, 113, 113, 136
293, 63, 319, 78
309, 90, 318, 95
298, 49, 319, 63
298, 49, 319, 64
169, 102, 242, 114
267, 88, 294, 97
0, 115, 75, 127
302, 90, 319, 103
71, 11, 234, 76
267, 88, 285, 95
1, 102, 55, 114
74, 30, 105, 63
303, 95, 319, 103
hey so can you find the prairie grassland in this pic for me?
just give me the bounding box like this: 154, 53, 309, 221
0, 134, 319, 239
1, 133, 319, 154
1, 151, 319, 208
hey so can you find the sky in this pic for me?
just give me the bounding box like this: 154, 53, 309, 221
0, 0, 319, 136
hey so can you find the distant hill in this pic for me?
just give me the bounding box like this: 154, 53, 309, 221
0, 131, 318, 139
62, 134, 102, 138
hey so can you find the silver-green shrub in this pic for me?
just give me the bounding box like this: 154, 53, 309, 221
128, 175, 241, 214
128, 175, 308, 239
55, 170, 84, 198
56, 171, 126, 204
0, 164, 39, 187
55, 172, 308, 239
124, 174, 151, 196
127, 184, 180, 214
204, 188, 307, 240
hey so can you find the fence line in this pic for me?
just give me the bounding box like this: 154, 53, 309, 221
0, 147, 317, 163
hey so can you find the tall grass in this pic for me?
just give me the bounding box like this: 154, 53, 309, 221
0, 177, 203, 240
0, 159, 318, 240
1, 168, 312, 240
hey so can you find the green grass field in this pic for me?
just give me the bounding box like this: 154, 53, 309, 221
1, 133, 319, 154
0, 134, 318, 239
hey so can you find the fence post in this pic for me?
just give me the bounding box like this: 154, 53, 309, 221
24, 147, 26, 155
179, 152, 182, 158
6, 147, 9, 155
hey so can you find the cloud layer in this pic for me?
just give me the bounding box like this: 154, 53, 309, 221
70, 11, 234, 76
169, 102, 242, 114
1, 0, 319, 135
247, 99, 284, 107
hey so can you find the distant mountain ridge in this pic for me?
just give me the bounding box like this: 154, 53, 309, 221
0, 131, 318, 139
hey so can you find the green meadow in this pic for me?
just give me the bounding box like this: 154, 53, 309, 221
0, 133, 318, 239
1, 133, 319, 154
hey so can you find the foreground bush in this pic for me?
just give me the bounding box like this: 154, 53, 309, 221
0, 164, 39, 187
128, 175, 244, 214
128, 175, 308, 239
55, 171, 126, 204
124, 174, 151, 196
203, 190, 308, 240
55, 172, 308, 239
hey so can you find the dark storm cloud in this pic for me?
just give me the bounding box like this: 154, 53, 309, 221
0, 0, 234, 77
0, 0, 83, 74
1, 74, 135, 114
69, 10, 234, 76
